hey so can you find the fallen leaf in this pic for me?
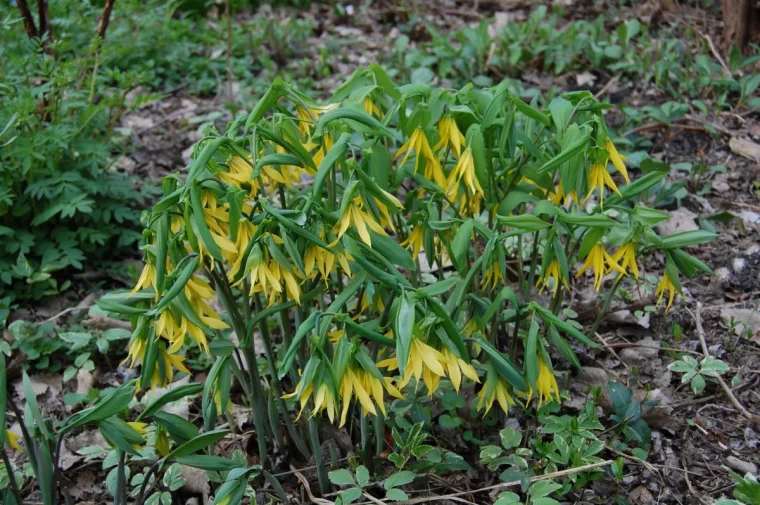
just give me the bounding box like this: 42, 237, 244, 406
140, 376, 192, 419
619, 337, 661, 364
76, 368, 93, 395
630, 485, 654, 504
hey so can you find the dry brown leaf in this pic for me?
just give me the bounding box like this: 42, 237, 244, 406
729, 136, 760, 161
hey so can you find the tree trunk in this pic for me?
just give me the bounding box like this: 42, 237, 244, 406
723, 0, 760, 50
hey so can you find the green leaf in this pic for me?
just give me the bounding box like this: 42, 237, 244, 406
658, 230, 717, 249
499, 427, 522, 449
395, 292, 416, 377
384, 471, 417, 490
174, 455, 242, 471
164, 429, 229, 461
385, 488, 409, 501
189, 182, 223, 261
328, 469, 355, 486
355, 465, 370, 488
511, 95, 551, 126
529, 480, 562, 499
23, 372, 53, 440
476, 338, 528, 391
154, 412, 199, 444
498, 214, 550, 232
417, 278, 459, 297
451, 219, 474, 271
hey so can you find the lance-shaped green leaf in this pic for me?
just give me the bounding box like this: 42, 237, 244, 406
525, 320, 540, 392
475, 338, 528, 391
498, 214, 550, 232
557, 212, 615, 228
658, 230, 717, 250
601, 171, 666, 207
164, 429, 230, 463
138, 383, 204, 421
670, 248, 713, 277
313, 108, 393, 139
140, 335, 161, 390
395, 292, 416, 376
451, 219, 474, 272
417, 277, 459, 297
369, 232, 415, 270
99, 417, 145, 456
258, 125, 315, 172
424, 294, 468, 360
340, 317, 396, 347
312, 133, 351, 200
511, 95, 551, 126
63, 380, 137, 434
175, 455, 242, 472
245, 80, 284, 128
227, 187, 246, 241
481, 81, 510, 130
189, 182, 223, 261
154, 214, 169, 294
279, 311, 320, 379
253, 153, 302, 179
147, 255, 200, 316
533, 304, 600, 349
536, 131, 590, 174
547, 325, 581, 370
185, 136, 231, 186
466, 124, 490, 198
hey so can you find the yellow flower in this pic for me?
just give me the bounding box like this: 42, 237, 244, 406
328, 328, 345, 344
537, 259, 569, 295
446, 148, 484, 202
400, 225, 424, 257
5, 429, 21, 451
482, 261, 504, 291
127, 422, 150, 436
130, 263, 157, 297
394, 127, 446, 187
611, 241, 639, 279
476, 373, 515, 415
155, 429, 170, 456
534, 357, 560, 407
148, 351, 191, 389
245, 246, 302, 305
655, 271, 678, 312
304, 242, 353, 283
339, 367, 403, 427
124, 337, 146, 368
584, 162, 621, 207
441, 348, 480, 392
313, 383, 339, 424
605, 139, 630, 183
333, 197, 387, 246
363, 97, 383, 118
576, 243, 625, 291
434, 116, 466, 158
548, 184, 577, 207
378, 338, 448, 395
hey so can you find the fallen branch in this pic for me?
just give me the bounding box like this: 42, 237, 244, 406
689, 303, 759, 423
700, 32, 731, 77
96, 0, 118, 39
15, 0, 38, 38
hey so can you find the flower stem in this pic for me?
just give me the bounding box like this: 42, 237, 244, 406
589, 276, 623, 337
308, 417, 330, 495
1, 447, 24, 505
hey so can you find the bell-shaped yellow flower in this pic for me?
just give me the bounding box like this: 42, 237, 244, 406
434, 116, 466, 158
604, 139, 630, 183
130, 263, 157, 297
446, 148, 484, 213
476, 373, 515, 415
334, 197, 387, 246
304, 242, 353, 283
5, 429, 21, 451
537, 259, 569, 295
377, 338, 449, 395
534, 357, 560, 407
482, 260, 505, 291
611, 241, 639, 279
584, 162, 622, 207
548, 183, 577, 207
338, 367, 404, 427
655, 271, 678, 312
576, 243, 625, 291
441, 348, 480, 392
394, 127, 446, 187
363, 97, 383, 118
400, 225, 424, 257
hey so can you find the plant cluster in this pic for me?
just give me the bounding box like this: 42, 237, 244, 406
2, 67, 707, 503
389, 6, 760, 107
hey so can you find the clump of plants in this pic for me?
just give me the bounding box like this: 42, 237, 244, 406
2, 68, 715, 504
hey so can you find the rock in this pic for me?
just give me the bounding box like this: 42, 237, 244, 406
630, 485, 654, 504
726, 455, 758, 475
729, 136, 760, 161
619, 337, 661, 364
181, 466, 210, 495
655, 208, 699, 236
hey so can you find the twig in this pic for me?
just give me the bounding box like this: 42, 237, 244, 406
293, 468, 332, 505
96, 0, 117, 39
689, 303, 759, 422
594, 73, 621, 99
667, 376, 759, 409
384, 461, 612, 505
36, 0, 48, 39
700, 32, 731, 77
595, 332, 629, 370
682, 455, 708, 505
622, 121, 709, 138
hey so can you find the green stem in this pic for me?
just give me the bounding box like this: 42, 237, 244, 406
1, 448, 23, 505
308, 417, 330, 495
253, 295, 312, 460
525, 231, 540, 300
589, 276, 623, 337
